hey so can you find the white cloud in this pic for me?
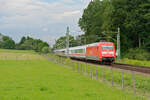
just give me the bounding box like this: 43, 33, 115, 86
0, 0, 91, 45
0, 0, 84, 25
63, 10, 80, 17
63, 0, 74, 3
42, 28, 48, 32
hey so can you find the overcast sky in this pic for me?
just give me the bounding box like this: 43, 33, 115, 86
0, 0, 91, 46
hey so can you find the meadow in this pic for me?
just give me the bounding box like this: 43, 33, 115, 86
0, 49, 145, 100
120, 58, 150, 67
0, 49, 45, 60
49, 54, 150, 99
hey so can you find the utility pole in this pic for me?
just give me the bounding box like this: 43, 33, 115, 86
102, 28, 121, 62
117, 27, 121, 63
66, 26, 69, 58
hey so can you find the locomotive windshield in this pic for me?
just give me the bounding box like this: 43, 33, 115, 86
102, 45, 114, 50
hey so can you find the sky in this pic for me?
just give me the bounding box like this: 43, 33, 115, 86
0, 0, 91, 46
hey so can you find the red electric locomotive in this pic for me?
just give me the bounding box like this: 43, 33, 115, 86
54, 42, 116, 64
86, 42, 115, 64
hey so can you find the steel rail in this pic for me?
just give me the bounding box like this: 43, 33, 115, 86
71, 58, 150, 74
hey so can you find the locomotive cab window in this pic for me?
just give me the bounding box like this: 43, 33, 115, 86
102, 45, 114, 50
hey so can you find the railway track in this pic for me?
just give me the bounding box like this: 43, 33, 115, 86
112, 63, 150, 74
71, 58, 150, 74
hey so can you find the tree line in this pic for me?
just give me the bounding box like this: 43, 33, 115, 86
0, 33, 50, 53
54, 0, 150, 60
53, 34, 86, 49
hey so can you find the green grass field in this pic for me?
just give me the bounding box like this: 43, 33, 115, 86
0, 49, 45, 60
49, 55, 150, 99
120, 58, 150, 67
0, 50, 145, 100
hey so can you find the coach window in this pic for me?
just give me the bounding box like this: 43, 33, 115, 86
79, 49, 83, 53
81, 49, 84, 53
74, 50, 77, 53
78, 49, 81, 53
76, 50, 78, 53
75, 49, 78, 53
74, 50, 75, 54
71, 50, 75, 54
77, 49, 80, 53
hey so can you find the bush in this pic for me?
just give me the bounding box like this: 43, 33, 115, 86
41, 47, 50, 54
125, 48, 150, 60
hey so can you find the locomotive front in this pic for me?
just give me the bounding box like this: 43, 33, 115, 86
100, 43, 116, 64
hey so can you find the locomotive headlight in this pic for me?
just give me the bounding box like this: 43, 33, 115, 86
109, 52, 114, 55
102, 52, 114, 56
102, 52, 107, 55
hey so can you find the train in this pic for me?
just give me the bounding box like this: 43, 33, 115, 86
54, 42, 116, 64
